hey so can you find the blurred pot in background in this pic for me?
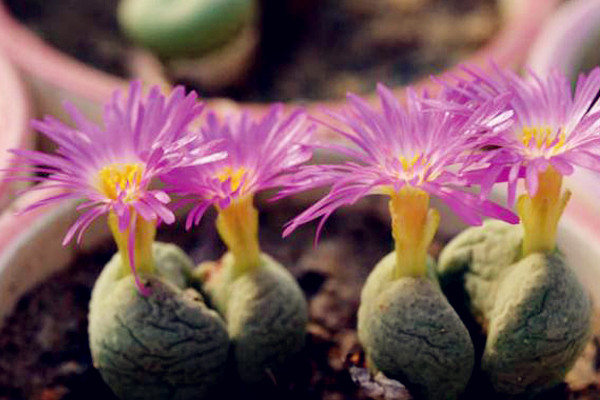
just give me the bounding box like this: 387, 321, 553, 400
0, 48, 32, 209
0, 0, 558, 132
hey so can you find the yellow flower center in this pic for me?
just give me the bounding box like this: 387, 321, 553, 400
399, 153, 421, 172
397, 153, 435, 184
217, 166, 247, 192
98, 163, 144, 201
521, 126, 565, 153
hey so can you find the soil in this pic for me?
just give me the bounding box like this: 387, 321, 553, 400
0, 195, 599, 400
4, 0, 499, 102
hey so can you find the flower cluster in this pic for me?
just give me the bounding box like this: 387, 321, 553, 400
7, 83, 313, 291
11, 82, 217, 243
162, 105, 314, 229
438, 65, 600, 204
283, 84, 518, 241
9, 64, 600, 287
435, 65, 600, 254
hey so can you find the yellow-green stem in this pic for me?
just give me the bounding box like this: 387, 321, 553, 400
517, 166, 571, 256
216, 195, 261, 276
108, 210, 157, 277
389, 187, 440, 279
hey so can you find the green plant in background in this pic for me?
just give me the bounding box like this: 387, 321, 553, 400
118, 0, 256, 58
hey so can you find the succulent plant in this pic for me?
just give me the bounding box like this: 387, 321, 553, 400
89, 243, 230, 400
358, 252, 475, 400
438, 220, 593, 397
283, 84, 518, 399
196, 252, 308, 383
162, 105, 314, 384
118, 0, 256, 58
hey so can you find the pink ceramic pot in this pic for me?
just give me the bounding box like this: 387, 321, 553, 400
0, 0, 560, 128
526, 0, 600, 233
0, 47, 32, 208
528, 0, 600, 78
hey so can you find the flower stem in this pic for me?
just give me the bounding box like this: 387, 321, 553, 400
108, 211, 157, 278
389, 187, 440, 279
517, 166, 571, 256
216, 195, 261, 276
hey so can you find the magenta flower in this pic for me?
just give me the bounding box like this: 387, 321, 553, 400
7, 82, 224, 291
283, 84, 518, 241
163, 105, 315, 229
439, 65, 600, 205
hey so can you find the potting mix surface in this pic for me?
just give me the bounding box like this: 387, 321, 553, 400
5, 0, 499, 101
0, 196, 599, 400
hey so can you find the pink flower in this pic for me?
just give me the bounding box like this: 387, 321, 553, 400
162, 104, 315, 229
7, 82, 224, 290
283, 84, 518, 239
439, 65, 600, 205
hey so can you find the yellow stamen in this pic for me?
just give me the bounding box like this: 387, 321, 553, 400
98, 163, 143, 201
521, 126, 566, 154
517, 166, 571, 256
397, 153, 435, 184
107, 210, 156, 278
389, 187, 440, 279
217, 166, 247, 192
399, 153, 420, 172
216, 195, 261, 276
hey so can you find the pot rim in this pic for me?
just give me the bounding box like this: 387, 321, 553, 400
0, 0, 560, 112
0, 47, 32, 206
527, 0, 600, 76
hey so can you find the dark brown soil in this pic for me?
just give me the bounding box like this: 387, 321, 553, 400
0, 195, 599, 400
4, 0, 499, 102
0, 196, 391, 400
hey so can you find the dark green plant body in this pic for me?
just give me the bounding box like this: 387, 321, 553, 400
197, 252, 308, 384
358, 252, 475, 400
88, 243, 230, 400
438, 220, 593, 397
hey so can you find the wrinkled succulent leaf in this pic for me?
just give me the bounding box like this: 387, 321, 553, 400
358, 252, 475, 400
438, 220, 593, 397
89, 242, 230, 400
483, 252, 592, 396
197, 252, 308, 384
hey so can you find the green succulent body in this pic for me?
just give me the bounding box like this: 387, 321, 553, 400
118, 0, 255, 58
88, 242, 230, 400
438, 220, 593, 397
358, 252, 475, 400
198, 252, 308, 384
